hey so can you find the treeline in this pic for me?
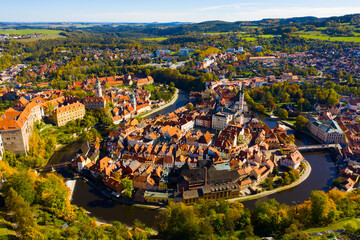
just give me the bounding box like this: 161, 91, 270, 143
245, 82, 340, 113
152, 68, 204, 91
0, 53, 19, 72
157, 189, 360, 239
0, 160, 152, 240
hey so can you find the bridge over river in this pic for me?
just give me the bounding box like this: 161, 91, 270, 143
297, 143, 341, 152
270, 143, 341, 153
34, 162, 71, 172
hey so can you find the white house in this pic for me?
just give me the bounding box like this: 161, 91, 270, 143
348, 98, 360, 111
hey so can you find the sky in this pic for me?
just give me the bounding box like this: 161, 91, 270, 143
1, 0, 360, 23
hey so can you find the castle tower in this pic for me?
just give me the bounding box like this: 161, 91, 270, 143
95, 78, 102, 98
130, 93, 136, 111
239, 83, 244, 113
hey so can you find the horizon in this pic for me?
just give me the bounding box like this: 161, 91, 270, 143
0, 13, 357, 25
1, 0, 360, 23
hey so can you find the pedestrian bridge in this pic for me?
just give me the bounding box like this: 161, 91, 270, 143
33, 162, 71, 172
297, 143, 341, 152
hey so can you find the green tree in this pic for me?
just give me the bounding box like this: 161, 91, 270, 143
121, 178, 134, 198
277, 108, 288, 119
158, 202, 203, 240
282, 92, 290, 103
257, 104, 265, 112
35, 173, 71, 215
295, 115, 308, 131
2, 172, 36, 204
310, 191, 334, 225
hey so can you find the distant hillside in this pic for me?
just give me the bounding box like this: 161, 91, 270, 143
1, 13, 359, 38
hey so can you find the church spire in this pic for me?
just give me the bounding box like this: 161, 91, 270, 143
95, 77, 102, 98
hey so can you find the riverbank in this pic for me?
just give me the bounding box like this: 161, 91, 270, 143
77, 160, 311, 211
228, 160, 312, 203
141, 88, 179, 119
71, 99, 336, 225
80, 173, 165, 210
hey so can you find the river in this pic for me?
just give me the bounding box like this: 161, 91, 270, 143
70, 94, 337, 227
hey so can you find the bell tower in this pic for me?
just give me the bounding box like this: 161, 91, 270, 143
95, 77, 102, 98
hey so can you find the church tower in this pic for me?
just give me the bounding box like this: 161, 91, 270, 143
130, 93, 136, 111
239, 83, 244, 113
95, 78, 102, 98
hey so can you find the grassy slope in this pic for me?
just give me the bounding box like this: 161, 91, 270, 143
0, 29, 62, 35
295, 30, 360, 43
141, 37, 168, 41
0, 29, 65, 42
305, 218, 360, 234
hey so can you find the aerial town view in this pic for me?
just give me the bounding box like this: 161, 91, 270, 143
1, 0, 360, 239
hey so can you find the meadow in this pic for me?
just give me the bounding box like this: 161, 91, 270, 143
0, 29, 62, 35
0, 29, 65, 42
295, 30, 360, 43
141, 37, 168, 41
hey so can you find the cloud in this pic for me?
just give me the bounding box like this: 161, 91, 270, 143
200, 2, 257, 11
231, 7, 360, 21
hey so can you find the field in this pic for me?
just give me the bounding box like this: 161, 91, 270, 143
144, 84, 155, 92
0, 29, 65, 42
0, 215, 16, 239
295, 30, 360, 43
240, 35, 257, 42
305, 218, 360, 234
239, 34, 277, 42
0, 29, 62, 35
204, 32, 246, 35
16, 34, 65, 42
141, 37, 168, 41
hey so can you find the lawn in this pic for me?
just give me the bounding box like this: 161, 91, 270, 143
259, 34, 278, 38
0, 29, 65, 42
241, 36, 257, 42
294, 30, 360, 43
0, 29, 62, 35
17, 34, 65, 42
305, 218, 360, 234
141, 37, 168, 41
204, 32, 246, 35
0, 217, 16, 238
144, 84, 155, 92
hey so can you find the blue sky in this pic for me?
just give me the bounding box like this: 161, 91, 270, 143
2, 0, 360, 22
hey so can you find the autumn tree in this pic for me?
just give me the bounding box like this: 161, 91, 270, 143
35, 173, 73, 217
120, 178, 134, 198
277, 108, 288, 119
310, 191, 337, 225
2, 171, 36, 204
295, 115, 308, 131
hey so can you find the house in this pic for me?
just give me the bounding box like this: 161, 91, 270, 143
250, 166, 271, 182
279, 149, 303, 170
212, 112, 231, 131
0, 134, 3, 160
348, 98, 360, 111
195, 115, 212, 128
74, 155, 91, 172
104, 177, 122, 194
144, 191, 174, 204
308, 118, 344, 143
83, 96, 106, 109
136, 76, 154, 87
0, 99, 44, 154
339, 178, 355, 192
182, 182, 240, 205
198, 131, 213, 147
52, 102, 85, 127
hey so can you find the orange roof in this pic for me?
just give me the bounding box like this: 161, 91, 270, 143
54, 102, 84, 114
